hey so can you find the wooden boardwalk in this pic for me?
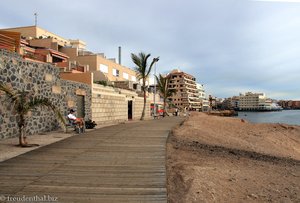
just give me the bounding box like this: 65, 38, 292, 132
0, 117, 184, 203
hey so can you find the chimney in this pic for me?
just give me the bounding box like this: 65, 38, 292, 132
118, 46, 121, 65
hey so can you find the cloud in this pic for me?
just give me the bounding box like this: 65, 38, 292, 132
1, 0, 300, 100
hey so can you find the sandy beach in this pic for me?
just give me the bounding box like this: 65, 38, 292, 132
167, 112, 300, 203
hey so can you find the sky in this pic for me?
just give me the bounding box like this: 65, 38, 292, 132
1, 0, 300, 100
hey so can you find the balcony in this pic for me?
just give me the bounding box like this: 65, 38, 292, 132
183, 76, 196, 83
23, 52, 47, 63
0, 31, 20, 53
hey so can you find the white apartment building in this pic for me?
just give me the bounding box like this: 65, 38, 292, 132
239, 92, 267, 111
196, 83, 209, 111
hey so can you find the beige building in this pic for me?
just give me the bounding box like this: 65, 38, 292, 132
1, 25, 155, 125
167, 69, 201, 110
1, 26, 138, 83
1, 26, 72, 68
239, 92, 266, 111
62, 47, 137, 83
2, 25, 70, 47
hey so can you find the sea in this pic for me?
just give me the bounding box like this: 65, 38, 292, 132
236, 110, 300, 126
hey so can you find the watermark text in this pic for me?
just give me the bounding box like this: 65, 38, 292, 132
0, 194, 58, 202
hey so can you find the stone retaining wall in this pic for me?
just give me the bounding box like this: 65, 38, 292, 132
0, 49, 91, 139
0, 48, 152, 139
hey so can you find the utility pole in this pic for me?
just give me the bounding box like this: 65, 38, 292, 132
34, 12, 38, 26
153, 57, 159, 118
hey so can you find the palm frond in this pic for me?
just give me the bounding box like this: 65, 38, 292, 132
147, 57, 159, 77
1, 83, 66, 129
155, 75, 164, 96
131, 53, 142, 69
155, 74, 176, 99
0, 83, 17, 102
140, 53, 150, 73
131, 52, 155, 80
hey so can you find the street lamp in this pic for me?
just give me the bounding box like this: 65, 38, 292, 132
153, 57, 159, 118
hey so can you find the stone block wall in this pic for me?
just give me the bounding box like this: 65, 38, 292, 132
0, 49, 91, 139
133, 97, 151, 120
92, 84, 127, 124
92, 94, 127, 124
91, 84, 151, 124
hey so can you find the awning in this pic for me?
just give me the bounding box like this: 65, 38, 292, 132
51, 53, 68, 60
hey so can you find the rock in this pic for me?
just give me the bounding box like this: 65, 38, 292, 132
248, 194, 258, 199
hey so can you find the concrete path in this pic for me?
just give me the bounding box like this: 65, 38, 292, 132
0, 117, 184, 203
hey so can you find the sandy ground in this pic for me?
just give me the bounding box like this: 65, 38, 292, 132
167, 112, 300, 203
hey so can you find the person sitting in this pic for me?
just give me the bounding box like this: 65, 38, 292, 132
67, 109, 84, 129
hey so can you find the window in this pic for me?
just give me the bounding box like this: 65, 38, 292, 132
123, 72, 129, 80
113, 69, 119, 77
131, 76, 136, 82
99, 64, 108, 73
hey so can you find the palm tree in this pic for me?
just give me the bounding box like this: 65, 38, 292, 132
131, 52, 159, 120
0, 83, 65, 147
155, 74, 176, 117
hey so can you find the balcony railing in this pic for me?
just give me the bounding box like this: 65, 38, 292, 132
0, 33, 20, 52
23, 52, 47, 62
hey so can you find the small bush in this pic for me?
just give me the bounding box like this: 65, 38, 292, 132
94, 80, 108, 86
85, 120, 97, 129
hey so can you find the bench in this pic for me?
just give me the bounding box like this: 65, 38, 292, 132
66, 118, 85, 134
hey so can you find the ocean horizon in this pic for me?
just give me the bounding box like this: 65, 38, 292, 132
236, 110, 300, 126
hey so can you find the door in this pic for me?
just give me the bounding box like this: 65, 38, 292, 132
76, 95, 85, 118
128, 100, 133, 120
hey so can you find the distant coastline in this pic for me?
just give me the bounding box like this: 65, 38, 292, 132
237, 110, 300, 126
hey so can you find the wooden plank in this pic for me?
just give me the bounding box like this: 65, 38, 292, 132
0, 117, 184, 203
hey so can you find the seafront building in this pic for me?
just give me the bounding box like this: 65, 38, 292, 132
239, 92, 267, 111
61, 45, 138, 83
0, 26, 138, 86
238, 92, 282, 111
0, 27, 72, 70
278, 100, 300, 109
0, 25, 157, 138
221, 96, 239, 110
166, 69, 201, 111
196, 83, 209, 111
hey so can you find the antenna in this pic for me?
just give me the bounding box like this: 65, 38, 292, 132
118, 46, 121, 65
34, 12, 38, 26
